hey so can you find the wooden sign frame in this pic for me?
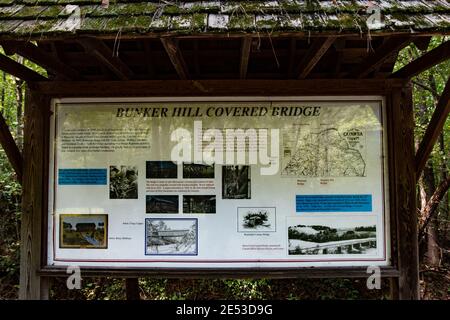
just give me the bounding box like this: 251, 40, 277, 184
20, 79, 418, 299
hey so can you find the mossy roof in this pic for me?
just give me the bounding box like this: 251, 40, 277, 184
0, 0, 449, 38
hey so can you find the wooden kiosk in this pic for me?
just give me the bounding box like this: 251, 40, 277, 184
0, 1, 449, 300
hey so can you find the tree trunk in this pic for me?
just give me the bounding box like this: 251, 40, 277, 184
1, 71, 5, 114
439, 133, 449, 246
419, 73, 441, 267
422, 166, 440, 266
419, 175, 450, 246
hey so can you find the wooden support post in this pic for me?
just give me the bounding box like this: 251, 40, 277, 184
390, 85, 420, 300
0, 112, 23, 182
125, 278, 140, 300
389, 278, 400, 300
19, 89, 50, 300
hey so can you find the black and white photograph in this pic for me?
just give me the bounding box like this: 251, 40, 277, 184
237, 207, 276, 232
109, 165, 138, 199
146, 161, 177, 179
183, 163, 215, 179
222, 165, 251, 199
288, 216, 377, 255
183, 195, 216, 214
145, 218, 198, 255
60, 214, 108, 249
146, 195, 179, 213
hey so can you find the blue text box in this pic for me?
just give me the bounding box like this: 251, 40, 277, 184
59, 169, 107, 185
296, 194, 372, 212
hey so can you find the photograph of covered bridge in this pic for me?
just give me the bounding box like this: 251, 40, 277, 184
288, 215, 377, 255
146, 195, 179, 213
60, 214, 108, 249
145, 218, 197, 255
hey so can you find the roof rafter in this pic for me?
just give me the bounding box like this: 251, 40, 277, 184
239, 37, 252, 79
161, 37, 190, 80
142, 40, 155, 78
0, 53, 46, 82
415, 77, 450, 177
391, 40, 450, 79
296, 37, 336, 79
349, 36, 412, 79
77, 37, 133, 81
1, 41, 81, 81
412, 37, 432, 51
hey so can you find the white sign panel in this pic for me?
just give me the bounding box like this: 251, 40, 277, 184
47, 97, 390, 268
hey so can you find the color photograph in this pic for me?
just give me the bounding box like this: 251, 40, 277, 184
60, 214, 108, 249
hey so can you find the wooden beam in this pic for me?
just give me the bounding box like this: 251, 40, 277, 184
193, 39, 200, 77
19, 89, 50, 299
160, 37, 189, 80
390, 86, 419, 300
77, 37, 133, 80
391, 41, 450, 79
415, 77, 450, 176
333, 39, 345, 77
29, 79, 407, 97
412, 36, 432, 51
0, 53, 46, 82
0, 112, 22, 182
239, 37, 252, 79
125, 278, 140, 300
287, 38, 297, 78
296, 37, 336, 79
349, 37, 412, 79
142, 40, 155, 78
1, 41, 81, 80
39, 266, 401, 279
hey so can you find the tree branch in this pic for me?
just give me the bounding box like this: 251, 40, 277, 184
412, 80, 440, 99
418, 174, 450, 242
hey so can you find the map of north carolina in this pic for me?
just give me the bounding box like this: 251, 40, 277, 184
282, 128, 366, 177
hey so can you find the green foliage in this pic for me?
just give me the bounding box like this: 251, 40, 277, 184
396, 36, 450, 173
46, 277, 390, 300
0, 151, 22, 299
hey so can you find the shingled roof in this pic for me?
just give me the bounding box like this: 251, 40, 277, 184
0, 0, 449, 39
